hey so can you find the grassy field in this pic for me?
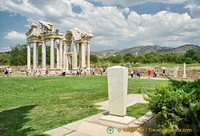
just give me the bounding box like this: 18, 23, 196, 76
92, 63, 200, 68
0, 76, 168, 136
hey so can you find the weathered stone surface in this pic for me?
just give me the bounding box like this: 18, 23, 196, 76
100, 115, 136, 125
107, 66, 128, 116
44, 127, 72, 136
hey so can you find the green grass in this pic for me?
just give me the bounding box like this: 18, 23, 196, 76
127, 103, 150, 119
92, 63, 200, 68
138, 63, 200, 68
0, 76, 168, 136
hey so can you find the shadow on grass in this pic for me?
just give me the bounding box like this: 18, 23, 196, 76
0, 105, 45, 136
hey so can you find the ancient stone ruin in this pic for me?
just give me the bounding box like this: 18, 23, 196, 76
26, 21, 93, 75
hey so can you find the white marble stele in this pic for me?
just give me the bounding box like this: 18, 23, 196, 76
107, 66, 128, 116
100, 66, 135, 125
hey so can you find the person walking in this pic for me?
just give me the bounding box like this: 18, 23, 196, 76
26, 67, 29, 77
137, 70, 141, 78
100, 67, 103, 75
4, 67, 8, 77
130, 69, 134, 78
84, 68, 87, 75
45, 68, 48, 76
148, 70, 151, 78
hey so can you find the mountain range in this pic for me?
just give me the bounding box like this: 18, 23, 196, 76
91, 44, 200, 58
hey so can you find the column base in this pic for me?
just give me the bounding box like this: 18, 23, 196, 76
49, 69, 57, 76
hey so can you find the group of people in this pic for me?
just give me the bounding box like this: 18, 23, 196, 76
4, 67, 12, 77
26, 67, 49, 77
130, 69, 141, 78
100, 67, 107, 75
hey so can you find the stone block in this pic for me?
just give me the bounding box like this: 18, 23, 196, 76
107, 66, 128, 116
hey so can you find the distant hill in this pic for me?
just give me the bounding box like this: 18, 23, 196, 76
92, 44, 200, 58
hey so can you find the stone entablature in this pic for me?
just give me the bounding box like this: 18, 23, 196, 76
26, 21, 93, 74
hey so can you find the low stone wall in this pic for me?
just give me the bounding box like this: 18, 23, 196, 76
177, 67, 200, 80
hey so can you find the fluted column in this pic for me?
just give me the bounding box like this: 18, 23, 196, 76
81, 42, 86, 68
87, 42, 90, 69
50, 38, 55, 69
66, 54, 69, 72
42, 40, 46, 69
68, 41, 71, 52
72, 42, 77, 69
59, 39, 63, 69
63, 42, 66, 69
36, 43, 38, 67
27, 43, 31, 69
68, 42, 72, 69
79, 43, 82, 68
33, 42, 37, 69
56, 43, 60, 69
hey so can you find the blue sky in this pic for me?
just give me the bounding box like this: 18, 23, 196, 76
0, 0, 200, 52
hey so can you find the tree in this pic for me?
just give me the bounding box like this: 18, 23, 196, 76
123, 53, 133, 63
0, 53, 10, 65
10, 44, 27, 66
90, 54, 99, 63
184, 49, 200, 63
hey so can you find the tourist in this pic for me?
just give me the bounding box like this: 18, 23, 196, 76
100, 67, 103, 75
84, 68, 87, 75
79, 67, 82, 76
4, 67, 8, 77
92, 68, 95, 75
8, 67, 12, 75
45, 68, 48, 76
148, 70, 151, 78
33, 67, 37, 76
62, 69, 66, 76
130, 69, 134, 78
134, 69, 137, 77
26, 67, 29, 76
77, 69, 79, 76
39, 67, 42, 77
153, 70, 157, 77
162, 67, 166, 74
137, 70, 141, 78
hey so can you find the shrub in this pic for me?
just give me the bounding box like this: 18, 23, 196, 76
146, 79, 200, 136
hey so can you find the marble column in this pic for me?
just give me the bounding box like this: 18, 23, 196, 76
68, 41, 71, 52
56, 43, 60, 69
87, 42, 90, 69
33, 42, 37, 69
50, 38, 55, 69
59, 39, 63, 69
66, 54, 69, 72
81, 42, 86, 68
183, 63, 186, 78
36, 43, 38, 67
72, 42, 77, 69
68, 42, 72, 69
42, 40, 46, 69
79, 43, 82, 68
27, 43, 31, 69
63, 42, 66, 69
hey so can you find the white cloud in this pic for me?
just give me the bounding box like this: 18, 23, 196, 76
4, 31, 26, 40
0, 46, 11, 53
0, 0, 200, 50
93, 0, 188, 7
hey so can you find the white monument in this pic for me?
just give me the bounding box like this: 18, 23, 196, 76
100, 66, 135, 125
107, 66, 128, 116
183, 63, 186, 78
